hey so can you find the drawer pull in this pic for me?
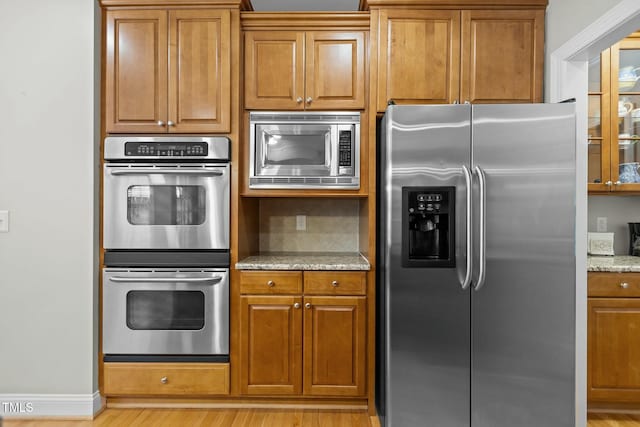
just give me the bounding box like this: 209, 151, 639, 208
160, 376, 168, 384
331, 280, 339, 287
620, 282, 630, 289
267, 280, 274, 287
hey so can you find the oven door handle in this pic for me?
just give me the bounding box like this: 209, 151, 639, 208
108, 276, 224, 284
109, 169, 224, 177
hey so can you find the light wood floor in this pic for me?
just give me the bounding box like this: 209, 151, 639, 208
3, 408, 374, 426
4, 409, 640, 426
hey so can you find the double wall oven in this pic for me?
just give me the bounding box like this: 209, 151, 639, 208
102, 136, 230, 362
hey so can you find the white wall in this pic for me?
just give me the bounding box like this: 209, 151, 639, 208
588, 195, 640, 254
545, 0, 623, 101
0, 0, 98, 408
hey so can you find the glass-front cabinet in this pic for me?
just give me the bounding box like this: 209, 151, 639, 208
589, 32, 640, 193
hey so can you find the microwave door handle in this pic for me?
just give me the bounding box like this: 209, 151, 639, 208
109, 169, 224, 177
330, 127, 338, 175
108, 276, 224, 284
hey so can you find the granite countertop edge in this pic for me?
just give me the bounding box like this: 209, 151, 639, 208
235, 252, 371, 271
588, 255, 640, 272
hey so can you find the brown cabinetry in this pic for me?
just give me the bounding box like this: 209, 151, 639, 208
244, 31, 366, 110
104, 363, 229, 396
238, 271, 366, 397
375, 8, 543, 110
105, 9, 230, 133
588, 272, 640, 404
588, 33, 640, 193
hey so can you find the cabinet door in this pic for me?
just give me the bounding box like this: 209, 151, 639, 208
377, 10, 460, 111
105, 10, 168, 133
305, 32, 365, 110
588, 298, 640, 403
168, 10, 230, 133
588, 49, 613, 192
303, 296, 366, 396
461, 10, 544, 104
239, 295, 302, 395
609, 37, 640, 192
244, 31, 304, 110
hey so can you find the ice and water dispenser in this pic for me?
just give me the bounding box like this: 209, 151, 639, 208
402, 187, 455, 268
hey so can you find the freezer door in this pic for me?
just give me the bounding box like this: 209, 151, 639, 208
471, 104, 575, 427
380, 105, 471, 427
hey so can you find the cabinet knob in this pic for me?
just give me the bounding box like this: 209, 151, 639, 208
157, 120, 165, 126
615, 181, 622, 185
620, 282, 629, 289
305, 303, 311, 309
331, 280, 339, 287
296, 97, 303, 103
294, 302, 300, 309
167, 121, 175, 127
267, 280, 274, 287
605, 181, 613, 186
306, 97, 312, 104
464, 100, 471, 105
160, 376, 168, 384
452, 100, 459, 105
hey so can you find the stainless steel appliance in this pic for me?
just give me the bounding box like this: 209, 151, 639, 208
377, 104, 576, 427
103, 135, 230, 266
249, 111, 360, 189
103, 268, 229, 360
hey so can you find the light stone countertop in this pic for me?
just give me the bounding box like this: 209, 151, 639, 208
236, 252, 371, 271
588, 255, 640, 272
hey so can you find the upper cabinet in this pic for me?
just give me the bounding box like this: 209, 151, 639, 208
244, 30, 366, 110
588, 33, 640, 193
375, 8, 544, 111
105, 9, 231, 133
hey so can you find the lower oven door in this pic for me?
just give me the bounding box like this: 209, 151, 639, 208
103, 163, 229, 250
103, 268, 229, 356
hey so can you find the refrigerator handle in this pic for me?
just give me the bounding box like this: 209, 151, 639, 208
460, 165, 473, 290
474, 165, 487, 291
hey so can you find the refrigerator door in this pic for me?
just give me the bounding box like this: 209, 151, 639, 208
471, 104, 575, 427
380, 105, 472, 427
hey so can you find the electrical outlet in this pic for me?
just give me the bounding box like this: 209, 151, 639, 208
296, 215, 306, 231
0, 210, 8, 233
596, 217, 607, 232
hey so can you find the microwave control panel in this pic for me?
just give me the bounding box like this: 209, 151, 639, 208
125, 142, 209, 157
338, 130, 352, 167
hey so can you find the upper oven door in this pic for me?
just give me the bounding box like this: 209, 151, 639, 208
103, 164, 229, 250
253, 124, 336, 177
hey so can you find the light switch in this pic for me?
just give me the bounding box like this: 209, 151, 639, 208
296, 215, 306, 231
0, 210, 8, 232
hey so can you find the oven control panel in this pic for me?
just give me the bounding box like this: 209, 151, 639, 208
125, 142, 209, 157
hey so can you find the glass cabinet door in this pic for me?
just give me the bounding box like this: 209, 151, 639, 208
588, 49, 612, 192
611, 35, 640, 190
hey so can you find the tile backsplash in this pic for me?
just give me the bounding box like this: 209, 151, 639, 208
588, 195, 640, 254
259, 198, 359, 252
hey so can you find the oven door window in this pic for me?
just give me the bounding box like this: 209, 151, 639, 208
127, 185, 206, 225
126, 290, 205, 330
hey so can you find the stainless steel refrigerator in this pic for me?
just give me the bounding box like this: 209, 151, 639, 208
376, 104, 576, 427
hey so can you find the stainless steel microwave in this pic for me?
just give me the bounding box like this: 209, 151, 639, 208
249, 112, 360, 189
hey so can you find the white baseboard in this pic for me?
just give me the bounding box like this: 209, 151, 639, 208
0, 391, 104, 419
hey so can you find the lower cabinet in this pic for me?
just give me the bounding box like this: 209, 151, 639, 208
238, 271, 367, 397
588, 272, 640, 404
104, 363, 229, 396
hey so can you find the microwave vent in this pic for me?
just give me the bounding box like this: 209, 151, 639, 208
249, 177, 358, 188
250, 113, 359, 123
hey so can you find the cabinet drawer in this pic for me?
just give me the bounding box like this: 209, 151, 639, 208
588, 272, 640, 297
104, 363, 229, 396
239, 271, 302, 294
304, 271, 366, 295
